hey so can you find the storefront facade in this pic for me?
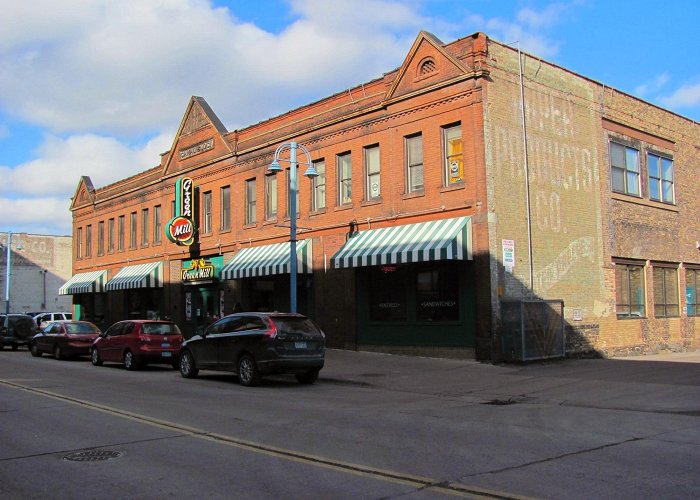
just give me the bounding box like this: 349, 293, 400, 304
63, 30, 700, 359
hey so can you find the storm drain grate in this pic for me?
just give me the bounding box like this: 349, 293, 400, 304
63, 450, 123, 462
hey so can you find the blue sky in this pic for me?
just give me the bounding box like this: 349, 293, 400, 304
1, 0, 698, 236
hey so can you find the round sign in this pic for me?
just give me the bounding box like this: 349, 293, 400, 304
167, 216, 195, 245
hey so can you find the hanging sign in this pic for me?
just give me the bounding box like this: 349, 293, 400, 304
166, 177, 196, 246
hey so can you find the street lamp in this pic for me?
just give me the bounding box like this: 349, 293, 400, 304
4, 231, 24, 315
268, 142, 318, 313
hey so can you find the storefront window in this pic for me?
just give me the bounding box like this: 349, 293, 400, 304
416, 265, 459, 321
369, 266, 407, 321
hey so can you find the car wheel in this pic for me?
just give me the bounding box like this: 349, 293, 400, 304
238, 354, 261, 387
54, 345, 64, 360
295, 369, 320, 385
124, 351, 139, 370
30, 343, 42, 357
91, 348, 103, 366
179, 350, 199, 378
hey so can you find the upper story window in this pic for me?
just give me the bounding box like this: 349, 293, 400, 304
77, 227, 83, 259
245, 178, 256, 225
653, 265, 679, 318
647, 153, 675, 204
85, 225, 92, 257
107, 218, 114, 253
364, 145, 380, 201
443, 124, 463, 186
118, 215, 125, 251
312, 159, 326, 211
220, 186, 231, 231
610, 142, 640, 196
265, 174, 277, 221
141, 208, 149, 247
615, 260, 645, 319
130, 212, 137, 249
97, 221, 105, 256
153, 205, 162, 244
202, 192, 212, 234
406, 134, 424, 193
337, 152, 352, 206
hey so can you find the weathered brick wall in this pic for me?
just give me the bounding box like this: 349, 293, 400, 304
484, 39, 700, 356
0, 233, 72, 313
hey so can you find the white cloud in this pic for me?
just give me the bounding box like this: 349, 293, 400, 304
635, 72, 670, 97
660, 82, 700, 108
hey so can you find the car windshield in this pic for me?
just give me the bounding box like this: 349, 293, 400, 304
272, 316, 321, 335
65, 322, 100, 334
142, 323, 181, 335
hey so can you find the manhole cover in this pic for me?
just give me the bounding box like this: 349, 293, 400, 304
63, 450, 123, 462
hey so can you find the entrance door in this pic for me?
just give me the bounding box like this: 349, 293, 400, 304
187, 287, 218, 336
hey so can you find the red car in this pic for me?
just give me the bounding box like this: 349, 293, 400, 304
91, 320, 183, 370
30, 320, 100, 359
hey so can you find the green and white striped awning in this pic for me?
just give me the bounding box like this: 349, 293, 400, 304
221, 240, 313, 279
59, 270, 107, 295
105, 262, 163, 291
331, 216, 472, 269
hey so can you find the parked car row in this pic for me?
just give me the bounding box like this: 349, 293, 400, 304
19, 312, 326, 387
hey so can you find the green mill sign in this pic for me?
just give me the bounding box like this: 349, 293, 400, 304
166, 177, 196, 246
181, 256, 223, 284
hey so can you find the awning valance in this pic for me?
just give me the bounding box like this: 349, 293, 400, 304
105, 262, 163, 291
221, 240, 313, 279
331, 216, 472, 269
59, 270, 107, 295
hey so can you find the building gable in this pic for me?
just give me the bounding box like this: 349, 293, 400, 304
162, 96, 233, 176
385, 31, 471, 103
70, 176, 95, 210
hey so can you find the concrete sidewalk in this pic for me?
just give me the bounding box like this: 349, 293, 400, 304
321, 348, 700, 414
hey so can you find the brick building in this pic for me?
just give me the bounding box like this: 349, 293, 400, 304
1, 232, 73, 314
64, 31, 700, 359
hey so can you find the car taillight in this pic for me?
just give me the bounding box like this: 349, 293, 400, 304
264, 318, 278, 339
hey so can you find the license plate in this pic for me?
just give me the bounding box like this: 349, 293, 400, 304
294, 341, 307, 349
161, 351, 172, 357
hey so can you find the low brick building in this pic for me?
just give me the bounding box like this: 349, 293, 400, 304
0, 232, 72, 314
64, 31, 700, 359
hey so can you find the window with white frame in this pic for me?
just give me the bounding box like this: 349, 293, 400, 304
265, 174, 277, 221
610, 142, 640, 196
118, 215, 125, 251
337, 153, 352, 205
202, 191, 212, 234
153, 205, 162, 244
220, 186, 231, 231
245, 178, 256, 225
647, 152, 674, 204
312, 159, 326, 211
77, 227, 83, 259
443, 124, 463, 185
85, 224, 92, 257
364, 145, 380, 201
406, 134, 423, 193
141, 208, 149, 246
98, 221, 104, 256
107, 218, 114, 252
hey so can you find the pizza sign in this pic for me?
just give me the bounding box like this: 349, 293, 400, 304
166, 177, 196, 246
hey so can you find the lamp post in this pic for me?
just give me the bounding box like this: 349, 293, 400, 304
268, 142, 318, 313
4, 231, 23, 315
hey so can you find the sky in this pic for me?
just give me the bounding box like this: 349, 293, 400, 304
1, 0, 698, 236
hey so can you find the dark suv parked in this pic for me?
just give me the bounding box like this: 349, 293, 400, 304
0, 314, 38, 350
178, 312, 325, 386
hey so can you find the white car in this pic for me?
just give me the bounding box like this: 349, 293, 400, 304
33, 312, 72, 329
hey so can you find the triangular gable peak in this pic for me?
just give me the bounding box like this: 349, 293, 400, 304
162, 96, 233, 176
385, 31, 471, 103
70, 176, 96, 210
